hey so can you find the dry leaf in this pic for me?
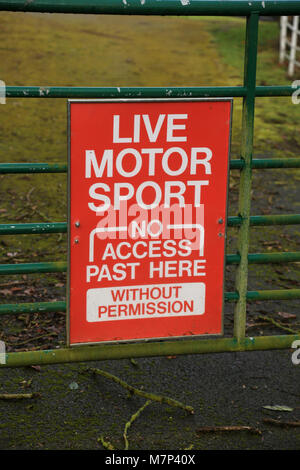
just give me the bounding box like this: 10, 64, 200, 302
263, 405, 293, 412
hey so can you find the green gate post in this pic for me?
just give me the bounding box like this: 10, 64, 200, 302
234, 13, 259, 343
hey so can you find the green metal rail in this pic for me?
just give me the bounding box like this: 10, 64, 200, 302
2, 335, 300, 369
1, 157, 300, 174
0, 0, 300, 16
3, 85, 300, 99
1, 0, 300, 367
1, 214, 300, 236
1, 251, 300, 277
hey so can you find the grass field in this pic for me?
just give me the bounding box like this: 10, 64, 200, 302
0, 12, 299, 350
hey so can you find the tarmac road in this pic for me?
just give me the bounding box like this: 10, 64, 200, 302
0, 347, 299, 450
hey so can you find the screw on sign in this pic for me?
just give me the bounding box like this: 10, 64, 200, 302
68, 99, 232, 345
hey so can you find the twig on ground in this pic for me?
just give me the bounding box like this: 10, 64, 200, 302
11, 332, 57, 346
26, 186, 35, 202
87, 367, 194, 414
0, 392, 41, 400
124, 400, 152, 450
263, 418, 300, 428
184, 444, 194, 450
98, 436, 115, 450
196, 425, 262, 435
257, 315, 299, 334
129, 358, 139, 368
0, 280, 25, 288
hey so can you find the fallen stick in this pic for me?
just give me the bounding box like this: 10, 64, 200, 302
124, 400, 152, 450
196, 425, 261, 435
129, 358, 139, 368
87, 367, 194, 414
0, 280, 25, 288
257, 315, 299, 334
12, 332, 57, 346
263, 418, 300, 428
98, 436, 115, 450
0, 392, 41, 400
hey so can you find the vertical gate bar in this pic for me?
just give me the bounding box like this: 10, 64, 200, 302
233, 13, 259, 342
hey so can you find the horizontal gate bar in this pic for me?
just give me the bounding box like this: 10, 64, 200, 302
6, 86, 247, 98
1, 334, 299, 369
0, 2, 300, 17
0, 261, 67, 275
0, 301, 66, 315
0, 222, 67, 234
228, 214, 300, 226
0, 163, 67, 173
1, 289, 300, 316
225, 289, 300, 301
230, 158, 300, 169
246, 289, 300, 300
256, 86, 300, 96
1, 214, 300, 236
1, 158, 299, 175
4, 85, 299, 99
251, 157, 300, 168
1, 250, 300, 275
227, 251, 300, 264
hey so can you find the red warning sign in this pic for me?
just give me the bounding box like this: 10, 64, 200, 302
68, 99, 232, 345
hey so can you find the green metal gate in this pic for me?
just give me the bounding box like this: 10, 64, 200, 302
0, 0, 300, 368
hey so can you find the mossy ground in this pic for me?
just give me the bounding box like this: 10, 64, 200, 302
0, 13, 299, 450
